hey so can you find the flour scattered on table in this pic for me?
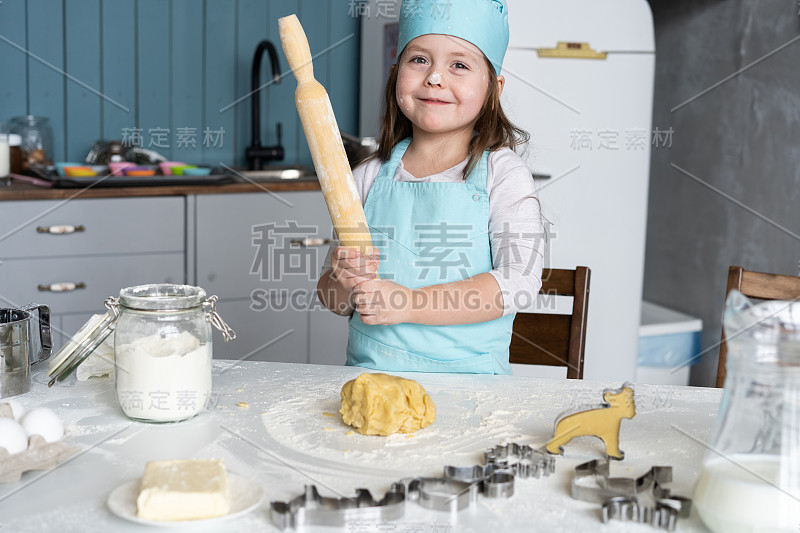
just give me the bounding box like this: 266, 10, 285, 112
259, 377, 534, 478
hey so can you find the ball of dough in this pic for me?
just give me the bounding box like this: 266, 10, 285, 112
340, 373, 436, 436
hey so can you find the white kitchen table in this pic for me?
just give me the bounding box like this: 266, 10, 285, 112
0, 361, 721, 532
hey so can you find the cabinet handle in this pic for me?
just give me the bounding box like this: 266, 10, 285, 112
37, 224, 86, 234
37, 282, 87, 292
290, 237, 331, 247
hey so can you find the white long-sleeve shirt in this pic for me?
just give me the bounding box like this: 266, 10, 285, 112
320, 147, 545, 316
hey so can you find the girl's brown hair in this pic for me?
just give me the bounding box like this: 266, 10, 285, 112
373, 52, 529, 179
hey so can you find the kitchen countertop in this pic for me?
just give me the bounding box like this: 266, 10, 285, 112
0, 361, 721, 532
0, 177, 321, 201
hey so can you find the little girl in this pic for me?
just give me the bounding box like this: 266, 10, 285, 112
317, 0, 544, 374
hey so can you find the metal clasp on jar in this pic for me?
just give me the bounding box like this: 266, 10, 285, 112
203, 295, 236, 341
104, 296, 121, 317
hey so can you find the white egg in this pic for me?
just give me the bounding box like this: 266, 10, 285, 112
0, 399, 26, 421
0, 418, 29, 455
21, 407, 64, 443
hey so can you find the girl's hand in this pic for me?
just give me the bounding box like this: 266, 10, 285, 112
330, 246, 380, 294
352, 279, 415, 325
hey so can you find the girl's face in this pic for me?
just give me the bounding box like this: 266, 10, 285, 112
395, 34, 490, 137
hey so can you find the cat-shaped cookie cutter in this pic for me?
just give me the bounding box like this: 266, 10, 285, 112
571, 458, 692, 531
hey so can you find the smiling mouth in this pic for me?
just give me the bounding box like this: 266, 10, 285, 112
421, 98, 450, 104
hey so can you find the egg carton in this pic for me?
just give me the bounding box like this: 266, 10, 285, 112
0, 404, 79, 483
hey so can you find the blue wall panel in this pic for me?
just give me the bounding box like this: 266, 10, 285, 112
268, 0, 299, 165
65, 0, 101, 162
235, 0, 269, 168
171, 0, 205, 163
26, 0, 66, 162
101, 0, 136, 146
137, 0, 171, 161
0, 0, 361, 170
328, 1, 360, 137
203, 0, 236, 167
0, 0, 28, 122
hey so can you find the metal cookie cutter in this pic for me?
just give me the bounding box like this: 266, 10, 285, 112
602, 496, 687, 531
407, 477, 480, 512
270, 483, 405, 530
484, 443, 556, 479
442, 464, 515, 499
571, 459, 692, 531
441, 442, 555, 500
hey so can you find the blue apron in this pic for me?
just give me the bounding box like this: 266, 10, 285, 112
346, 138, 514, 375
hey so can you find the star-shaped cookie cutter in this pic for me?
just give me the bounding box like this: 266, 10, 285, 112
571, 458, 692, 531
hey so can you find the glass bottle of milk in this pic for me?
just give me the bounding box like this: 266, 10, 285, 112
0, 122, 10, 180
694, 290, 800, 533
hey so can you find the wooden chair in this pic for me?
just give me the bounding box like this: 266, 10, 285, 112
509, 267, 591, 379
716, 266, 800, 387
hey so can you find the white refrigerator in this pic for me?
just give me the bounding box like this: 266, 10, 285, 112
359, 0, 656, 381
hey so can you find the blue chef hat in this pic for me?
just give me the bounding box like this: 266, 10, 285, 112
397, 0, 510, 74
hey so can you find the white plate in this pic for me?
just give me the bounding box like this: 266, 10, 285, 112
107, 473, 264, 527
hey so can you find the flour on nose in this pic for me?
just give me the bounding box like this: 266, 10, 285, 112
427, 72, 442, 85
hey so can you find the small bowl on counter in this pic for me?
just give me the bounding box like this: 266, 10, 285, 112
159, 161, 187, 176
170, 165, 197, 176
55, 162, 84, 177
180, 167, 211, 176
64, 166, 97, 177
122, 166, 157, 177
58, 164, 110, 177
109, 162, 137, 176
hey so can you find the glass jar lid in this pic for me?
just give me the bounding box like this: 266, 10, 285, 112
47, 300, 119, 386
119, 284, 207, 311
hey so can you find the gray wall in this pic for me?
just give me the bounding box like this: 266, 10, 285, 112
644, 0, 800, 386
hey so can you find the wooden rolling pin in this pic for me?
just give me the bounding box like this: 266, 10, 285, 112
278, 14, 376, 262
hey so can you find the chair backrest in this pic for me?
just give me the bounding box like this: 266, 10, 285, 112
716, 266, 800, 387
509, 267, 591, 379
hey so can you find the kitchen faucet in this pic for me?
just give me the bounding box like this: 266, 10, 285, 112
246, 40, 284, 170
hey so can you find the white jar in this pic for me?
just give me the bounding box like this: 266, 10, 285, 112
0, 128, 10, 177
112, 284, 235, 423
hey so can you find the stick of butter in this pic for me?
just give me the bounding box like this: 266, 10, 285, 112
136, 459, 230, 521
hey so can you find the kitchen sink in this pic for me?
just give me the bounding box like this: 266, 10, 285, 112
229, 165, 317, 182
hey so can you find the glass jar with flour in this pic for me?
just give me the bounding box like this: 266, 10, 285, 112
46, 284, 235, 423
111, 284, 236, 422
